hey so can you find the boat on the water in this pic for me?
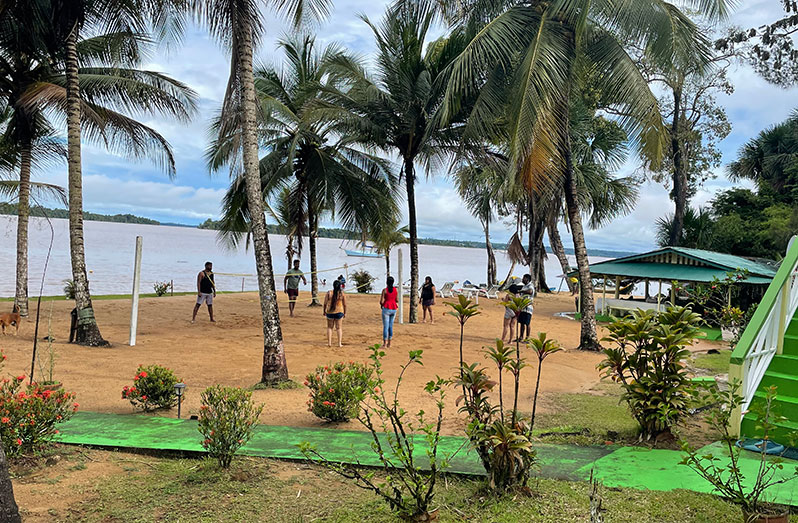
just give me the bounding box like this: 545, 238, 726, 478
342, 242, 384, 258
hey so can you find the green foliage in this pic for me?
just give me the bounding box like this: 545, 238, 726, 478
0, 352, 77, 456
446, 295, 481, 377
63, 279, 75, 300
598, 307, 703, 439
680, 383, 798, 517
152, 281, 172, 297
350, 270, 373, 294
198, 385, 264, 469
453, 332, 561, 491
301, 345, 449, 520
0, 203, 160, 225
121, 365, 181, 411
305, 361, 372, 422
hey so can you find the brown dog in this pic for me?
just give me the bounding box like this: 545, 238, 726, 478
0, 312, 20, 335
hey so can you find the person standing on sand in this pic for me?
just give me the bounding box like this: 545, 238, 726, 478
284, 259, 307, 317
380, 276, 398, 347
420, 276, 436, 324
501, 285, 520, 343
323, 279, 347, 347
517, 274, 535, 340
192, 261, 216, 323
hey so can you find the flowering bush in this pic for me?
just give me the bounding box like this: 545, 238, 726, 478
121, 364, 180, 411
0, 372, 77, 456
198, 385, 263, 468
153, 280, 172, 297
305, 361, 371, 422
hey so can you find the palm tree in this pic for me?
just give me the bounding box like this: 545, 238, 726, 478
655, 206, 714, 249
370, 220, 409, 280
441, 0, 731, 349
727, 111, 798, 200
453, 157, 506, 286
328, 0, 468, 323
190, 0, 329, 383
210, 35, 397, 307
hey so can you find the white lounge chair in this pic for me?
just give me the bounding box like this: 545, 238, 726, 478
481, 284, 500, 299
437, 282, 455, 298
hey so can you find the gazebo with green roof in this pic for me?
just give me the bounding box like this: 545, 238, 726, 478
574, 246, 777, 322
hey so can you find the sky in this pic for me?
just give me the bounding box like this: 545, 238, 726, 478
29, 0, 798, 254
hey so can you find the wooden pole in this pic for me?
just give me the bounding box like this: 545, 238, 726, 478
398, 248, 404, 324
614, 276, 621, 299
129, 236, 142, 346
657, 280, 662, 312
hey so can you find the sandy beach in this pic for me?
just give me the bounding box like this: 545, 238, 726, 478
0, 292, 722, 436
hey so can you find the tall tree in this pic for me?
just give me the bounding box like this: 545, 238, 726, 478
370, 220, 408, 280
45, 0, 197, 346
453, 158, 506, 286
191, 0, 329, 383
210, 35, 397, 307
0, 444, 21, 523
328, 0, 467, 322
441, 0, 730, 349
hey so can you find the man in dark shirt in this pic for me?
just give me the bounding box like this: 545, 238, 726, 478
192, 261, 216, 323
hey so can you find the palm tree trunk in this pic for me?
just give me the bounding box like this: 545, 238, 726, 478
484, 220, 496, 285
307, 207, 320, 306
65, 27, 107, 347
548, 219, 577, 294
669, 86, 686, 247
385, 247, 391, 280
563, 135, 600, 351
404, 157, 419, 323
500, 261, 516, 290
0, 445, 21, 523
237, 18, 288, 383
14, 142, 32, 317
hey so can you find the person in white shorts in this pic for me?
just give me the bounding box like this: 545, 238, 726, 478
192, 261, 216, 323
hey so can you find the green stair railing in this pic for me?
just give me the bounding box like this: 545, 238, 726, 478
730, 236, 798, 436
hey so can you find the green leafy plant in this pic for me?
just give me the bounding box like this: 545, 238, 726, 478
350, 270, 373, 293
598, 307, 702, 440
0, 352, 78, 456
198, 385, 264, 468
445, 294, 480, 382
301, 345, 449, 520
121, 364, 181, 411
305, 361, 372, 422
453, 330, 561, 491
62, 279, 75, 299
153, 280, 172, 297
680, 383, 798, 521
35, 301, 58, 385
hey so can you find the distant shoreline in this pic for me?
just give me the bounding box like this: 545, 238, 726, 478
0, 205, 639, 259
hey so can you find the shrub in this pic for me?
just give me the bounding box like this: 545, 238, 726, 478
350, 270, 373, 293
0, 353, 78, 456
301, 345, 449, 520
198, 385, 263, 468
62, 279, 75, 299
153, 281, 172, 297
598, 306, 703, 440
121, 364, 181, 411
305, 361, 371, 422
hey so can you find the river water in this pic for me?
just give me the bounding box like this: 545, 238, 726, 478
0, 215, 610, 297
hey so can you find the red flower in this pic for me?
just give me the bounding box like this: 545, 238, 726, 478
329, 388, 334, 393
16, 438, 22, 446
139, 371, 148, 378
141, 395, 148, 401
15, 375, 24, 381
1, 417, 9, 424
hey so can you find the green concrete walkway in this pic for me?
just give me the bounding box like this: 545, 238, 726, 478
55, 412, 798, 505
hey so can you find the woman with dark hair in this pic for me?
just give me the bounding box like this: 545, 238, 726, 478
323, 279, 347, 347
420, 276, 436, 324
380, 276, 399, 347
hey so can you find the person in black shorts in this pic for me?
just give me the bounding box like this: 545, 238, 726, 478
192, 261, 216, 323
420, 276, 436, 324
283, 259, 307, 317
517, 274, 535, 339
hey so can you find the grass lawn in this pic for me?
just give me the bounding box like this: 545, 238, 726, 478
692, 350, 732, 375
13, 447, 787, 523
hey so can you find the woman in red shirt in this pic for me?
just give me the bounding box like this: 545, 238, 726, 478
380, 276, 398, 347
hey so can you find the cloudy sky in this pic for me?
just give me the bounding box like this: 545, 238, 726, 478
32, 0, 798, 253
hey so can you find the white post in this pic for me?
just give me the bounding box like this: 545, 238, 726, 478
657, 280, 662, 312
129, 236, 143, 346
398, 248, 404, 325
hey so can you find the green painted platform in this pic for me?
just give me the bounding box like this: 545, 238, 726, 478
55, 412, 798, 505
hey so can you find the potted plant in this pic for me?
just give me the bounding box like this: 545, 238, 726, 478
680, 382, 798, 522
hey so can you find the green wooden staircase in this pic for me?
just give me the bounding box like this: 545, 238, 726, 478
732, 236, 798, 442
